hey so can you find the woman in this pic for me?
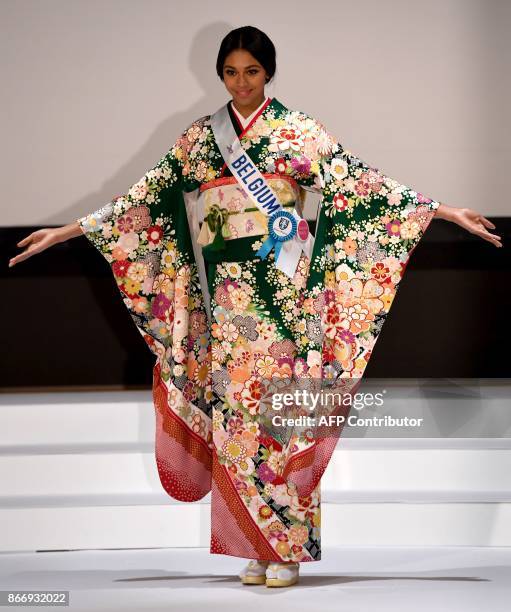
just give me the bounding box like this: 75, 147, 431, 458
9, 26, 502, 588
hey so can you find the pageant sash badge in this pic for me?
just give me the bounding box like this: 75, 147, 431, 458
210, 102, 314, 278
257, 209, 311, 264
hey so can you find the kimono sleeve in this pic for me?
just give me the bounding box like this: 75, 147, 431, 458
299, 117, 440, 257
76, 126, 208, 374
294, 115, 441, 375
278, 117, 442, 498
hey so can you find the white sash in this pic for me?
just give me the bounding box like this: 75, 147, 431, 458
209, 102, 314, 278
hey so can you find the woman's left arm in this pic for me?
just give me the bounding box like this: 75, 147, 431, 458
435, 203, 503, 248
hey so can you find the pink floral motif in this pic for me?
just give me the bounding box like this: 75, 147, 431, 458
78, 99, 440, 565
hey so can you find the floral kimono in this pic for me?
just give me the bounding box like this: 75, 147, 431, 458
77, 96, 439, 563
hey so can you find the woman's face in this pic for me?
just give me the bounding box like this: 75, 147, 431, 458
222, 49, 267, 108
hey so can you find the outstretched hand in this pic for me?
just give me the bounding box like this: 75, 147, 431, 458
445, 207, 502, 248
8, 228, 63, 268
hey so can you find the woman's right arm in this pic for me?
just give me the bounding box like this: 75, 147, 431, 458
8, 220, 83, 268
58, 220, 84, 241
8, 116, 200, 270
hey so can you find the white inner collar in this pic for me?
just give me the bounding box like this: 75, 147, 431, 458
230, 96, 270, 128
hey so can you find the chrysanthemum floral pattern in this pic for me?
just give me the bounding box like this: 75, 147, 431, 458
77, 97, 439, 563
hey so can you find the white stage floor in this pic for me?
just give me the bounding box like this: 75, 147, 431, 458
0, 546, 509, 611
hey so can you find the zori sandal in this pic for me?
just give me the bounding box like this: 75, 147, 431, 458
239, 559, 270, 585
265, 561, 300, 587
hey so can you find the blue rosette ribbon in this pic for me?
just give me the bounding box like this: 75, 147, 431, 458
256, 209, 297, 262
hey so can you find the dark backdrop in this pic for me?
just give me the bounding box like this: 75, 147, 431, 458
1, 218, 509, 390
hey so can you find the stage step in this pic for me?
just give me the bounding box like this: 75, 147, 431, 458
1, 382, 509, 552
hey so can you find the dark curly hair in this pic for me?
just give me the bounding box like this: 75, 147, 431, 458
216, 26, 276, 84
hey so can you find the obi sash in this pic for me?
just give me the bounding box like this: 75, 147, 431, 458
197, 174, 303, 247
